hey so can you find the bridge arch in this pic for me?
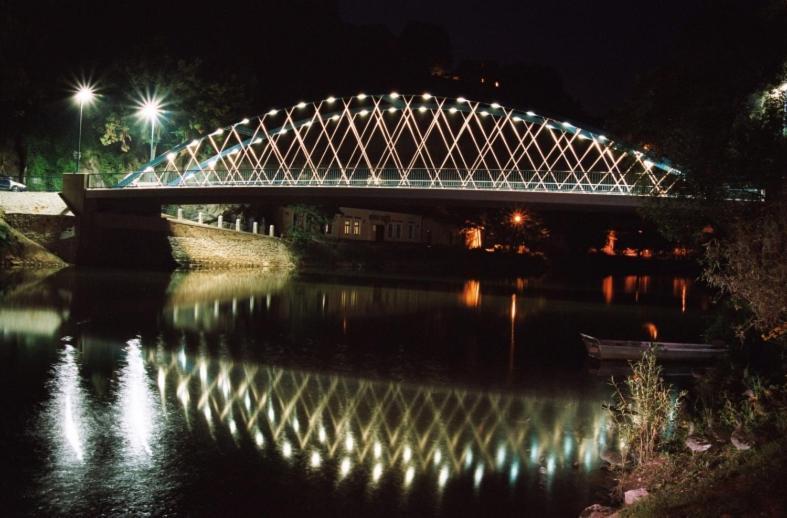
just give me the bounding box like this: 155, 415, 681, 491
119, 93, 680, 196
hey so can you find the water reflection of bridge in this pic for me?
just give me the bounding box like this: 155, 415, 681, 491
150, 348, 613, 489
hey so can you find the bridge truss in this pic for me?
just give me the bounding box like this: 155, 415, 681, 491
117, 93, 681, 197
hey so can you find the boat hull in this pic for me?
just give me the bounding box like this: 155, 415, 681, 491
580, 333, 726, 362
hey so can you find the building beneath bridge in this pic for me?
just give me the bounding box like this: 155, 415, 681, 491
277, 206, 459, 245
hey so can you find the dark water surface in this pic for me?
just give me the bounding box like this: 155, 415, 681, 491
0, 269, 710, 516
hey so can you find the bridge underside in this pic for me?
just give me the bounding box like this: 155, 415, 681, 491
82, 186, 645, 212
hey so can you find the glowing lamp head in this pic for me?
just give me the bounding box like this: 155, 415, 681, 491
422, 92, 432, 100
490, 102, 500, 109
137, 97, 163, 124
457, 97, 467, 103
512, 212, 523, 225
74, 84, 96, 107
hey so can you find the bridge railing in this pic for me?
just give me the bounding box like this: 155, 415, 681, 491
86, 168, 672, 196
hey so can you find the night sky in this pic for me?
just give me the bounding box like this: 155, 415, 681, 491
338, 0, 707, 115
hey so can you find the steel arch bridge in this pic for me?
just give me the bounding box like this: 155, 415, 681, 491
115, 93, 681, 198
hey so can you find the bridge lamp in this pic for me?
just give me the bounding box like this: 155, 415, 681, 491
212, 128, 224, 136
325, 96, 336, 103
422, 93, 432, 100
512, 116, 522, 122
480, 110, 489, 117
562, 121, 573, 128
643, 159, 654, 169
526, 111, 536, 117
239, 118, 250, 125
73, 83, 97, 172
296, 102, 307, 109
389, 92, 400, 99
598, 135, 608, 141
418, 106, 427, 113
359, 109, 369, 116
267, 109, 278, 116
357, 93, 368, 100
490, 102, 501, 109
189, 139, 199, 147
457, 97, 467, 103
511, 212, 524, 225
387, 107, 397, 113
330, 114, 340, 121
166, 152, 176, 162
137, 96, 163, 161
449, 107, 458, 114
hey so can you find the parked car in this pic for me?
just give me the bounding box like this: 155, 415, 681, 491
0, 175, 27, 191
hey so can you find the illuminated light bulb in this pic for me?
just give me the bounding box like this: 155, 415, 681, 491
434, 449, 442, 465
267, 109, 278, 116
598, 135, 608, 141
402, 445, 412, 463
457, 96, 467, 103
418, 106, 427, 113
282, 441, 292, 458
562, 121, 573, 127
318, 425, 326, 443
389, 92, 399, 98
326, 96, 336, 103
268, 407, 275, 422
357, 93, 367, 100
310, 451, 321, 467
526, 110, 536, 116
293, 417, 300, 432
189, 139, 199, 147
359, 109, 369, 116
448, 107, 458, 114
229, 419, 237, 435
279, 128, 288, 135
340, 457, 352, 477
387, 107, 396, 113
480, 110, 489, 117
166, 152, 176, 161
404, 466, 415, 486
438, 466, 449, 487
372, 463, 383, 482
330, 114, 340, 121
345, 434, 354, 451
512, 116, 522, 122
240, 117, 250, 124
422, 93, 432, 99
374, 441, 382, 459
296, 102, 307, 109
465, 449, 473, 468
255, 430, 264, 447
213, 128, 224, 136
254, 137, 263, 144
643, 159, 654, 169
490, 102, 501, 109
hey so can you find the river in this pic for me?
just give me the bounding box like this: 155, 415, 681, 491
0, 269, 709, 516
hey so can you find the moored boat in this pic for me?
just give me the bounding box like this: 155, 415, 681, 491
580, 333, 726, 362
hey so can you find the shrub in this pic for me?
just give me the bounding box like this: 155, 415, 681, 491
607, 349, 686, 465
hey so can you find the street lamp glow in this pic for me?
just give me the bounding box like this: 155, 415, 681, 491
267, 109, 279, 116
526, 111, 536, 116
136, 95, 163, 161
389, 92, 400, 99
326, 96, 336, 103
296, 102, 307, 109
457, 97, 467, 103
449, 107, 458, 114
357, 93, 367, 100
72, 83, 97, 172
490, 102, 501, 109
422, 93, 432, 100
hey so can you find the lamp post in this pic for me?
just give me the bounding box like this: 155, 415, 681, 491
73, 84, 96, 172
137, 97, 163, 161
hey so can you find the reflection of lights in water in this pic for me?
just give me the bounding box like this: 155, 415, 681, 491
404, 466, 415, 486
119, 338, 154, 457
644, 322, 658, 341
438, 466, 449, 487
150, 351, 613, 491
58, 345, 85, 462
473, 464, 484, 488
200, 362, 207, 383
179, 349, 186, 369
158, 368, 167, 396
461, 280, 481, 308
310, 451, 321, 467
509, 462, 519, 483
584, 449, 592, 471
340, 457, 352, 477
602, 276, 613, 304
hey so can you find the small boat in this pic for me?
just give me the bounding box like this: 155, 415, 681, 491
580, 333, 726, 362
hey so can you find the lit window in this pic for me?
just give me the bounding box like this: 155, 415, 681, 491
344, 220, 351, 235
353, 220, 360, 235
